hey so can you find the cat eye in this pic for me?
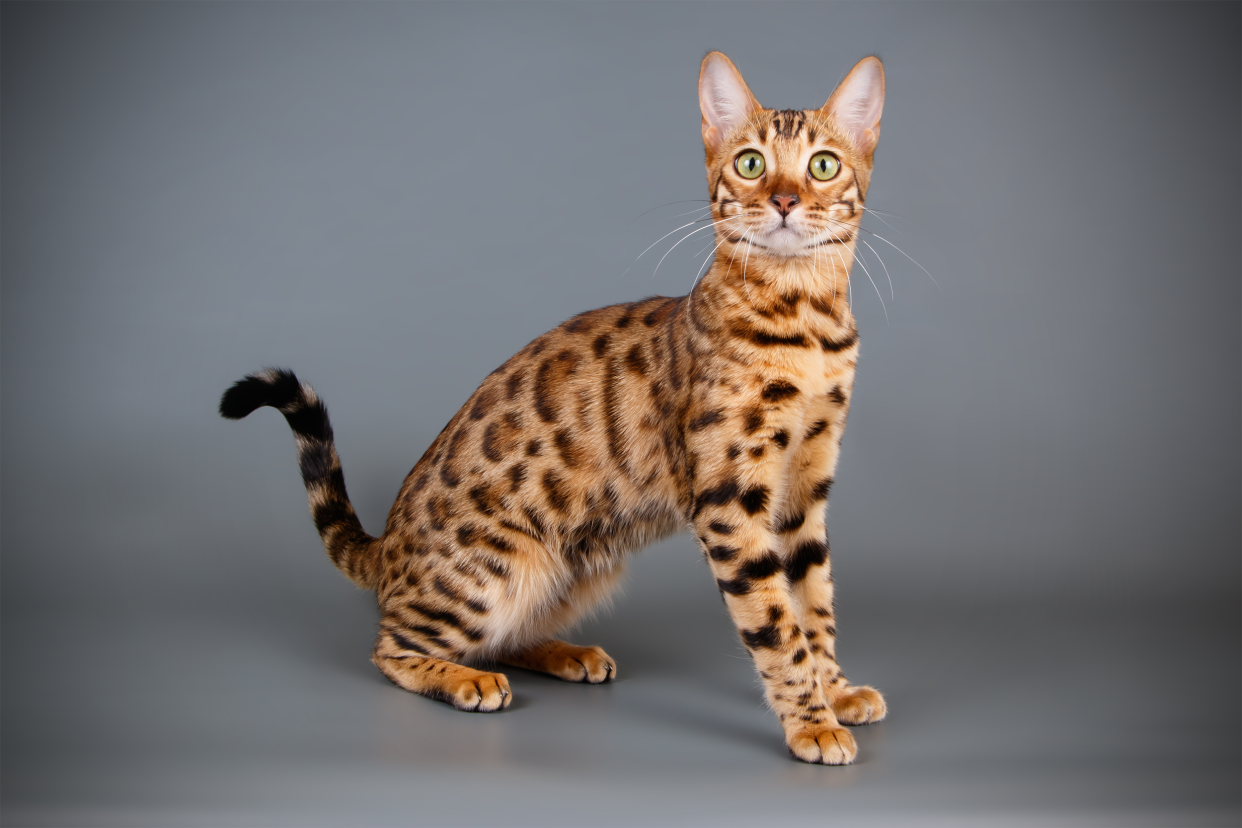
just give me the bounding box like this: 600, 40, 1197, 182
809, 152, 841, 181
735, 151, 766, 179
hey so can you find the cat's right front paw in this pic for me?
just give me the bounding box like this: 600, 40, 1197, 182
785, 722, 858, 765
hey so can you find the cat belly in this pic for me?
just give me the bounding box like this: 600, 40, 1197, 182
479, 504, 683, 655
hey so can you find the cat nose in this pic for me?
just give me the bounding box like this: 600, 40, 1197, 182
769, 194, 800, 216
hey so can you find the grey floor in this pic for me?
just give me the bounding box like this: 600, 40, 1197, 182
4, 537, 1238, 827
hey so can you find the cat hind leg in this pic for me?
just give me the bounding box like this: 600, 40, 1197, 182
372, 623, 512, 712
501, 639, 615, 683
497, 563, 623, 684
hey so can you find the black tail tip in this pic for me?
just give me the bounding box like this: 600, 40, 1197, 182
219, 368, 299, 419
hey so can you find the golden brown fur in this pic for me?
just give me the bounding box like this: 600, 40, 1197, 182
221, 52, 888, 764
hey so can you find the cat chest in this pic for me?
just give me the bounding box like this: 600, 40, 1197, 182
748, 347, 856, 409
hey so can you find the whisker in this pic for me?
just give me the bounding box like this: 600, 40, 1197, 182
822, 211, 934, 285
860, 227, 940, 290
856, 206, 908, 218
692, 226, 726, 260
856, 236, 894, 301
827, 242, 853, 318
812, 217, 823, 310
818, 214, 929, 298
635, 216, 722, 262
632, 199, 711, 221
722, 218, 747, 283
690, 218, 744, 296
857, 205, 950, 241
653, 218, 737, 280
849, 206, 909, 232
668, 205, 715, 220
695, 217, 745, 270
826, 224, 838, 317
740, 226, 755, 303
689, 217, 748, 314
852, 244, 888, 323
855, 206, 904, 235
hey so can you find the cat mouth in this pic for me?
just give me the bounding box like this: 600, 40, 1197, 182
745, 225, 855, 258
725, 223, 836, 257
756, 224, 811, 256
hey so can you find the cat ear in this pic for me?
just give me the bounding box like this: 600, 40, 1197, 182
699, 52, 762, 152
822, 56, 885, 157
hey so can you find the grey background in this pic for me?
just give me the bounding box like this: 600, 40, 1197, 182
2, 2, 1238, 826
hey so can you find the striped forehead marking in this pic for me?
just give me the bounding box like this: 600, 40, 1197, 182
771, 109, 808, 140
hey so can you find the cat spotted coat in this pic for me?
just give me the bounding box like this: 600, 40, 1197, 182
221, 52, 887, 765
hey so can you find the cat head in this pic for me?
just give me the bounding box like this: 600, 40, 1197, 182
698, 52, 884, 259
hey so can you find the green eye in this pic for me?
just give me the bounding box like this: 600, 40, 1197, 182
735, 151, 766, 179
809, 152, 840, 181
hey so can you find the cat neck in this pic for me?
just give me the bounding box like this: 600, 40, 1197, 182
692, 242, 857, 335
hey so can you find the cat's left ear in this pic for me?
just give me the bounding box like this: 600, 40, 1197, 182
699, 52, 762, 152
822, 56, 885, 158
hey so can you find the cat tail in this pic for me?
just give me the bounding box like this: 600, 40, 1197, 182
219, 368, 382, 590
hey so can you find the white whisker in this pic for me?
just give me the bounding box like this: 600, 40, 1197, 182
856, 206, 903, 235
827, 242, 853, 318
689, 216, 748, 315
810, 217, 818, 284
653, 218, 736, 280
857, 236, 894, 301
852, 244, 888, 323
632, 199, 711, 221
859, 227, 939, 290
668, 205, 715, 220
739, 226, 754, 303
690, 217, 744, 296
636, 216, 720, 262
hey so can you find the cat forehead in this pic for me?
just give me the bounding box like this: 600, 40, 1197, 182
725, 109, 857, 162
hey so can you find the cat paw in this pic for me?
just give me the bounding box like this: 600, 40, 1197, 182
785, 722, 858, 765
446, 670, 513, 712
501, 639, 617, 683
546, 644, 616, 684
830, 684, 887, 725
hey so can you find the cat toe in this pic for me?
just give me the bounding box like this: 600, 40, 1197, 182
450, 671, 513, 712
785, 723, 858, 765
559, 645, 616, 683
830, 685, 886, 725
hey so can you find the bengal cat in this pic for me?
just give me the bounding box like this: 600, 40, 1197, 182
220, 52, 887, 765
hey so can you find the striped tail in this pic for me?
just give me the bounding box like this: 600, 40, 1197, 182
219, 368, 381, 590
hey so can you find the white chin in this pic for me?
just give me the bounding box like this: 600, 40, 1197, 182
763, 227, 807, 256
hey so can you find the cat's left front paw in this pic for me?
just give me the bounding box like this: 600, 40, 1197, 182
785, 722, 858, 765
830, 684, 887, 725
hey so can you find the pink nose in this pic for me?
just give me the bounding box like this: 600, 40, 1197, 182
770, 194, 800, 216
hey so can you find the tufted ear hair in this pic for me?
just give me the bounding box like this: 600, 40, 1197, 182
822, 56, 885, 158
699, 52, 762, 152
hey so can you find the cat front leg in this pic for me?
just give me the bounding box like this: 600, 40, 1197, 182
782, 496, 887, 726
692, 487, 857, 764
781, 400, 886, 726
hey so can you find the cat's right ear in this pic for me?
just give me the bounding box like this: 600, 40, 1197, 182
699, 52, 761, 152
